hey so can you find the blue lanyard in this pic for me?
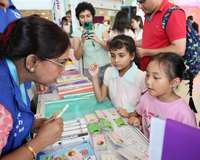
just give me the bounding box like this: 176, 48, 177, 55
6, 59, 27, 106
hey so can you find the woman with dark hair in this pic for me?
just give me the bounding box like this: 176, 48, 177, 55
0, 15, 70, 159
72, 2, 110, 82
61, 10, 72, 36
109, 10, 135, 40
131, 15, 143, 41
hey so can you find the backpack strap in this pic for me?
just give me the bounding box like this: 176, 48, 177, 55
162, 5, 183, 30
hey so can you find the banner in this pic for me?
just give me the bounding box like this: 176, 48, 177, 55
149, 118, 200, 160
173, 0, 200, 7
52, 0, 65, 26
170, 0, 200, 27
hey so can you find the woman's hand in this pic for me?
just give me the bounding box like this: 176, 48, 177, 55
81, 31, 89, 43
32, 118, 47, 133
35, 118, 63, 148
90, 32, 99, 43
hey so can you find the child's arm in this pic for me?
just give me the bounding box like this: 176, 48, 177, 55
72, 31, 88, 60
89, 64, 108, 102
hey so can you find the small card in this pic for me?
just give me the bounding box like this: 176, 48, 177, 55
85, 114, 98, 123
87, 123, 101, 134
107, 131, 124, 146
114, 117, 126, 127
117, 146, 149, 160
99, 118, 113, 131
106, 108, 120, 119
92, 134, 107, 150
95, 110, 107, 119
65, 149, 83, 160
101, 153, 117, 160
64, 118, 87, 126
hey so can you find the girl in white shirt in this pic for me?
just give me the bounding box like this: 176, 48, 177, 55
131, 15, 143, 41
89, 35, 146, 116
109, 10, 135, 40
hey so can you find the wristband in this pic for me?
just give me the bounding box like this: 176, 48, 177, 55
25, 144, 36, 159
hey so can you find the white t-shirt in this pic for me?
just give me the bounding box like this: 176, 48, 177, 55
134, 28, 143, 41
104, 63, 146, 112
72, 23, 110, 69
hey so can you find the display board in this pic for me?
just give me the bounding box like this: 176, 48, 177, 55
42, 93, 113, 121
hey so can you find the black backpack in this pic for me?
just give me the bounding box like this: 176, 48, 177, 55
162, 6, 200, 113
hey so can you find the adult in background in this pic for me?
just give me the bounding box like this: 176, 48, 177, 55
72, 2, 110, 81
0, 0, 21, 33
137, 0, 186, 70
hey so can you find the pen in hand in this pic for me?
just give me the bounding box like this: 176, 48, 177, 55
45, 104, 69, 123
56, 104, 69, 118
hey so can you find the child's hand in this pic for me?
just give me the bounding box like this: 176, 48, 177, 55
117, 107, 129, 118
128, 116, 140, 127
88, 64, 99, 77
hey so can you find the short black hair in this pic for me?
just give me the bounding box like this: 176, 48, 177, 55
187, 15, 193, 21
0, 15, 70, 60
75, 2, 95, 21
149, 53, 186, 80
66, 10, 71, 16
108, 34, 136, 56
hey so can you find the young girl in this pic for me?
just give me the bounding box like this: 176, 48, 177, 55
109, 10, 135, 40
128, 52, 196, 138
89, 35, 146, 116
131, 15, 143, 41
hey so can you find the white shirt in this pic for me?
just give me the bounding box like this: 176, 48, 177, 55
104, 63, 146, 112
134, 28, 143, 41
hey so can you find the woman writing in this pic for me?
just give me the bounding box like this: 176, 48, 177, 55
0, 16, 70, 159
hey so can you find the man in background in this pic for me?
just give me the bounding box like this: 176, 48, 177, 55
137, 0, 186, 70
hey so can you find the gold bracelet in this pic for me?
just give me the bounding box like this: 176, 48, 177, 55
25, 144, 36, 159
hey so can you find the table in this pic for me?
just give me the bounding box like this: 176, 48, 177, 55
36, 92, 149, 160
